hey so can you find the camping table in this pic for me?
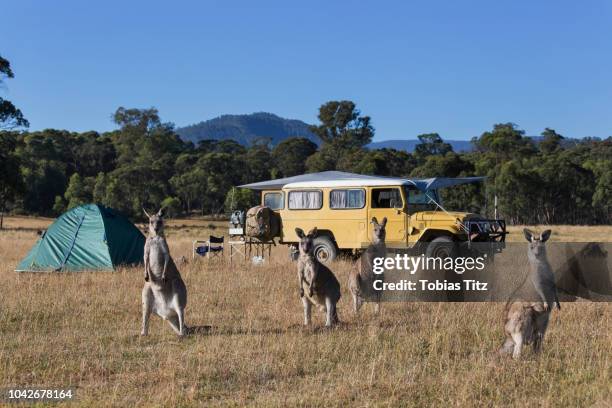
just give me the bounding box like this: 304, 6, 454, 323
246, 238, 273, 260
228, 238, 274, 264
228, 239, 248, 265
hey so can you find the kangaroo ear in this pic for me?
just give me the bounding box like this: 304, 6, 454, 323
541, 230, 552, 242
371, 217, 378, 225
523, 228, 534, 242
157, 208, 165, 217
143, 207, 151, 219
295, 228, 305, 239
308, 227, 318, 238
381, 217, 388, 227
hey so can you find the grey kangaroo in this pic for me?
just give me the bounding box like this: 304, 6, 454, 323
141, 208, 188, 337
296, 227, 341, 327
348, 217, 387, 314
500, 229, 560, 359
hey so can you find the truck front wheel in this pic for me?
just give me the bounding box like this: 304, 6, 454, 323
313, 236, 337, 263
425, 236, 456, 258
425, 236, 464, 301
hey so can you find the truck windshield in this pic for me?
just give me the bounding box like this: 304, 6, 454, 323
404, 186, 439, 214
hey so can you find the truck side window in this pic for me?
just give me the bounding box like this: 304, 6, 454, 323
330, 189, 365, 209
371, 188, 403, 208
264, 192, 284, 210
288, 190, 323, 210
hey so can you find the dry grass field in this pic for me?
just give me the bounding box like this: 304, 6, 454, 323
1, 217, 610, 407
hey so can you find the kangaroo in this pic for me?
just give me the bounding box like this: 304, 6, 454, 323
349, 217, 387, 314
296, 227, 341, 327
141, 208, 188, 337
500, 229, 560, 359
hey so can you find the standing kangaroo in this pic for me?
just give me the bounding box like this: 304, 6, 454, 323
296, 228, 341, 327
500, 229, 560, 359
141, 208, 188, 337
349, 217, 387, 314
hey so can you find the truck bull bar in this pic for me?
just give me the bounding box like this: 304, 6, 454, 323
463, 219, 507, 252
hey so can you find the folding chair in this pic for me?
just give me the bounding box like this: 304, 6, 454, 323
192, 236, 224, 260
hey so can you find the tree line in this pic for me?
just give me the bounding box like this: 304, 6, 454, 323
0, 59, 610, 226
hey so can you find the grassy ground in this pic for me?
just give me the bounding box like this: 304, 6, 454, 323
0, 218, 610, 407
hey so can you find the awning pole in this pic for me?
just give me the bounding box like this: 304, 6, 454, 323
494, 195, 498, 220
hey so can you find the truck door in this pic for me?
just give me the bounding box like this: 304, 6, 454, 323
368, 187, 407, 245
404, 186, 440, 244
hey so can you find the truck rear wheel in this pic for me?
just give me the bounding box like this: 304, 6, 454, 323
313, 236, 337, 263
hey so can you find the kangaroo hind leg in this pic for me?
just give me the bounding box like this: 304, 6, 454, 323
302, 297, 312, 326
166, 313, 183, 336
499, 337, 515, 355
325, 297, 338, 327
141, 287, 153, 336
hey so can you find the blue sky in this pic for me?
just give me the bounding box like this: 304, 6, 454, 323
2, 0, 611, 141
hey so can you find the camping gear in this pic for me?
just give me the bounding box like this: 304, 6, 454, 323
245, 205, 279, 241
15, 204, 145, 272
192, 236, 225, 260
229, 210, 245, 236
251, 256, 265, 266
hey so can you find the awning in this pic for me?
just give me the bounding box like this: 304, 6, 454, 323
239, 171, 485, 192
411, 176, 485, 191
238, 171, 379, 190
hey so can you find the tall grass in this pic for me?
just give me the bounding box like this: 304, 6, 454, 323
0, 220, 610, 406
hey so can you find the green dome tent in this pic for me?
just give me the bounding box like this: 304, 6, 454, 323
16, 204, 145, 272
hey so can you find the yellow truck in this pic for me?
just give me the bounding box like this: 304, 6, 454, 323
240, 171, 506, 262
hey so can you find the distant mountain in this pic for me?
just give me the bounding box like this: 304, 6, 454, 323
177, 112, 587, 152
176, 112, 476, 151
367, 139, 474, 152
367, 136, 586, 152
176, 112, 320, 146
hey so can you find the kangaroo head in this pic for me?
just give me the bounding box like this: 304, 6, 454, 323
523, 228, 551, 258
371, 217, 387, 244
144, 208, 165, 236
295, 227, 318, 256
